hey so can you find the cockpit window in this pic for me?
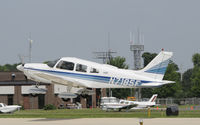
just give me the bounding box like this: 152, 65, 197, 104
90, 68, 99, 73
47, 59, 60, 68
76, 64, 87, 72
56, 61, 74, 71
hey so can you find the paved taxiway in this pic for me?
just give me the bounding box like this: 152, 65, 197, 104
1, 118, 200, 125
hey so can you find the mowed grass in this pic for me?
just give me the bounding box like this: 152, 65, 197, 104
0, 108, 200, 118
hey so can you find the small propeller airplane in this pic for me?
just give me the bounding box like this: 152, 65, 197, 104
0, 103, 21, 113
17, 50, 174, 98
100, 94, 158, 111
131, 94, 158, 110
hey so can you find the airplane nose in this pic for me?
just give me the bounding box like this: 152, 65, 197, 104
17, 64, 24, 71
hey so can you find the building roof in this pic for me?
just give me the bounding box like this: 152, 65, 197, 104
0, 72, 49, 85
0, 72, 26, 82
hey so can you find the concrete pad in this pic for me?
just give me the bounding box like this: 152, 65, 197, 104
0, 118, 200, 125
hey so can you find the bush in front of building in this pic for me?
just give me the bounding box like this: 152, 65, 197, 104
19, 105, 24, 110
43, 104, 56, 110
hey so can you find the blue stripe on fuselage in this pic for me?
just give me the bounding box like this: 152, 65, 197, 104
24, 67, 155, 85
25, 67, 110, 83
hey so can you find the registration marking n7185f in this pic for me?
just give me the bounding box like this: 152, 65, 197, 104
109, 77, 142, 87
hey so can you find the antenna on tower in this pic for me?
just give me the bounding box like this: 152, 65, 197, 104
141, 31, 144, 44
130, 28, 144, 70
93, 32, 116, 64
137, 27, 140, 44
129, 32, 134, 45
108, 32, 110, 50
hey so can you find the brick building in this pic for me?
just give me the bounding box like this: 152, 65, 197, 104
0, 72, 106, 109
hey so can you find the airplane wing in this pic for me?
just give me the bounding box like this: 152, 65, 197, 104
34, 72, 86, 88
119, 104, 138, 110
105, 104, 138, 111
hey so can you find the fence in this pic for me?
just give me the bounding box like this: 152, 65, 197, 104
156, 98, 200, 105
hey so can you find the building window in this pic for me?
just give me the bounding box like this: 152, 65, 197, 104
8, 95, 13, 105
56, 61, 74, 71
76, 64, 87, 72
38, 94, 45, 109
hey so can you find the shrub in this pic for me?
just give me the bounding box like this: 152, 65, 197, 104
43, 104, 56, 110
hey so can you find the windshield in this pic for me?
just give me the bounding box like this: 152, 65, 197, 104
47, 59, 60, 68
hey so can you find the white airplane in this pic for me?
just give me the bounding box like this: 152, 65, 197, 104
100, 97, 137, 111
17, 51, 174, 98
100, 94, 158, 111
131, 94, 158, 109
0, 103, 21, 113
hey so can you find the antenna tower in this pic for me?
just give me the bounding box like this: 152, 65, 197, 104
130, 28, 144, 100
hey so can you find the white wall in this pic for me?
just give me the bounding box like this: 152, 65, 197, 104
0, 86, 14, 94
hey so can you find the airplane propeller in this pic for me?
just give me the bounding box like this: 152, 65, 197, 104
17, 55, 25, 71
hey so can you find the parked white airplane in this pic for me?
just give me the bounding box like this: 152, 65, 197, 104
0, 103, 21, 113
100, 97, 137, 111
100, 94, 158, 111
17, 51, 174, 98
131, 94, 158, 109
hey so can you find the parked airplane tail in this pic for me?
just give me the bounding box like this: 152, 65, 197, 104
148, 94, 158, 102
140, 51, 173, 80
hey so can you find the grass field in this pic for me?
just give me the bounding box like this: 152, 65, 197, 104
0, 107, 200, 118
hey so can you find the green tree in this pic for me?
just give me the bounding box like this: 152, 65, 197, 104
192, 53, 200, 67
182, 69, 193, 97
108, 56, 128, 69
142, 52, 157, 67
190, 53, 200, 97
0, 63, 19, 72
107, 56, 131, 98
153, 61, 182, 98
141, 52, 157, 98
191, 67, 200, 97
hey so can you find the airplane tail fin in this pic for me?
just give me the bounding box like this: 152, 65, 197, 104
148, 94, 158, 102
140, 51, 173, 80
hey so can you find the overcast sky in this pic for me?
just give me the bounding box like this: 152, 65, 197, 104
0, 0, 200, 72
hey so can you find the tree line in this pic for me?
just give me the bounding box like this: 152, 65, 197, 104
0, 63, 19, 72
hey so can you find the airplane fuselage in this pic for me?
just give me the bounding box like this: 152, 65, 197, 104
17, 51, 174, 90
20, 60, 166, 89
